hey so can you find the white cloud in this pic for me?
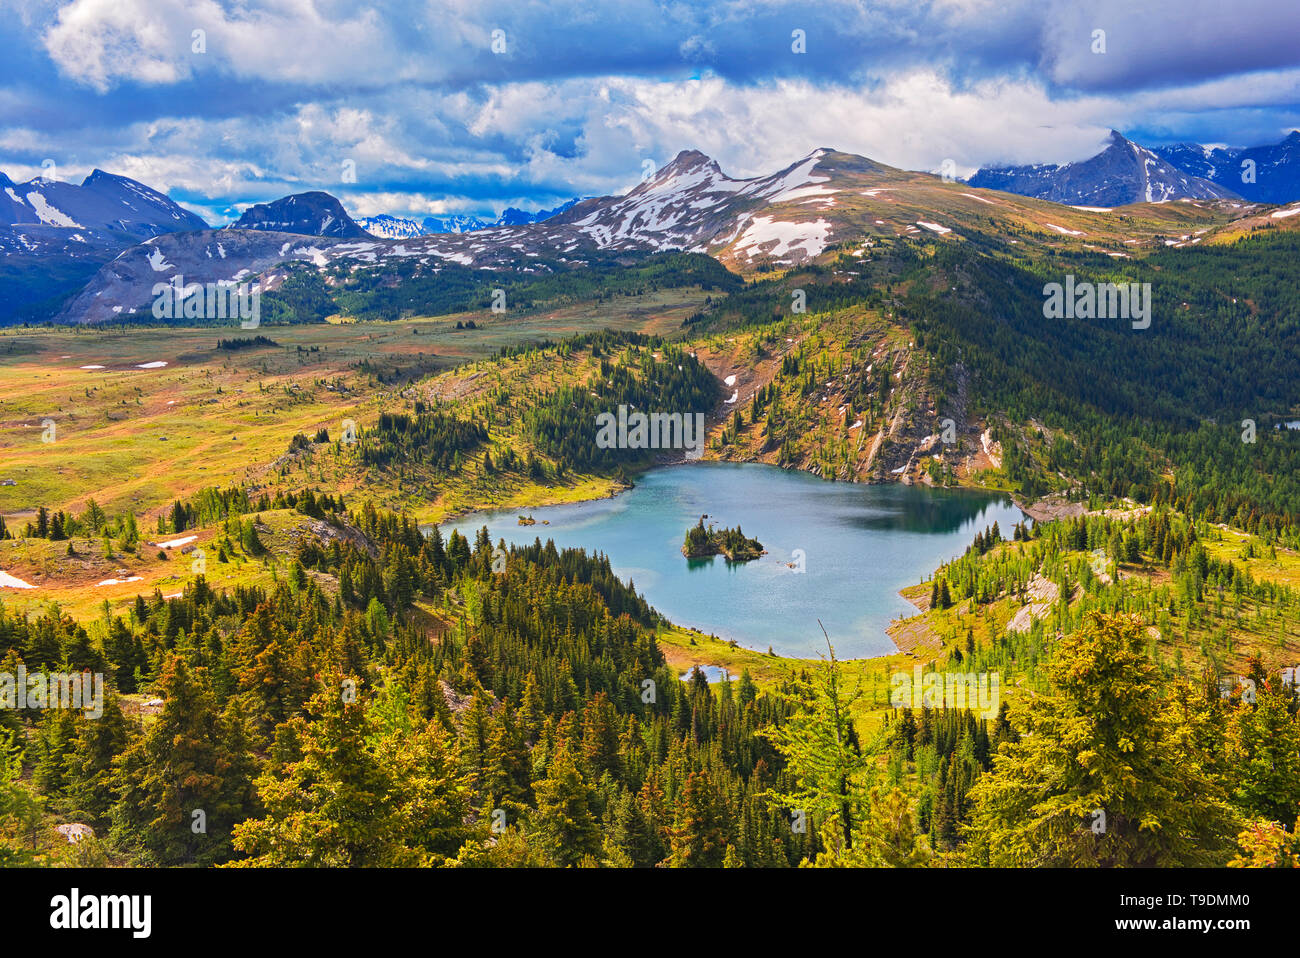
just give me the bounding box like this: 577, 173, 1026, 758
15, 0, 1300, 219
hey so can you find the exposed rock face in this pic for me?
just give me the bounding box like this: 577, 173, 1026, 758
970, 131, 1239, 207
231, 191, 373, 238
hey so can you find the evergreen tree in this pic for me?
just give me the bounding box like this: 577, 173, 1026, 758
669, 769, 730, 867
63, 697, 131, 831
966, 613, 1239, 866
1228, 677, 1300, 823
761, 633, 871, 852
529, 744, 602, 866
231, 678, 411, 867
110, 656, 250, 866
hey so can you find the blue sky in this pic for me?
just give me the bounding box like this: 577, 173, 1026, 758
1, 0, 1298, 225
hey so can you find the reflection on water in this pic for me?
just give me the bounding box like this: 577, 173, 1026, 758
835, 483, 1016, 535
438, 462, 1026, 659
679, 665, 736, 683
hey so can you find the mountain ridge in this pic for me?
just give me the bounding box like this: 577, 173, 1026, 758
968, 131, 1240, 207
231, 191, 373, 238
25, 144, 1300, 325
1152, 131, 1300, 204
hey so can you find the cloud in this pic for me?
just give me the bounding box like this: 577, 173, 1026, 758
1040, 0, 1300, 92
0, 0, 1293, 220
40, 0, 1300, 94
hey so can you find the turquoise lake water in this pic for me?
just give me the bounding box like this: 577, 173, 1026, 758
438, 462, 1025, 659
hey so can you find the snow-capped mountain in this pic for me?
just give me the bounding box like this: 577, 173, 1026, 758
0, 168, 207, 239
1152, 132, 1300, 204
356, 201, 588, 238
231, 192, 373, 238
48, 143, 1293, 325
968, 131, 1239, 207
547, 148, 880, 256
0, 168, 209, 322
420, 214, 489, 234
51, 148, 892, 322
496, 199, 582, 227
357, 214, 427, 239
420, 202, 583, 234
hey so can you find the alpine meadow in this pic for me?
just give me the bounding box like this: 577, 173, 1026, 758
1, 0, 1299, 939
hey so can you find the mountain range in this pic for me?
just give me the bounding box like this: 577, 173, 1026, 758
0, 168, 208, 239
5, 128, 1300, 324
1151, 131, 1300, 204
0, 169, 208, 321
967, 130, 1240, 206
358, 199, 583, 239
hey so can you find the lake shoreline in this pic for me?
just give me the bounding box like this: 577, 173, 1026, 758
438, 462, 1025, 661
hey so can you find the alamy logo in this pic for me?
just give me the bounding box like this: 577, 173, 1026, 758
152, 275, 260, 327
50, 888, 151, 938
890, 666, 1000, 718
1042, 275, 1151, 329
1, 667, 103, 719
595, 405, 705, 459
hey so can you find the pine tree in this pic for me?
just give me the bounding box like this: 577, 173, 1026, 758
612, 789, 662, 866
485, 702, 533, 813
62, 697, 130, 831
530, 744, 601, 866
1228, 677, 1300, 823
376, 716, 471, 865
669, 769, 729, 867
110, 656, 248, 866
0, 738, 45, 866
32, 708, 77, 806
761, 630, 870, 852
232, 678, 411, 867
966, 613, 1239, 866
581, 692, 621, 779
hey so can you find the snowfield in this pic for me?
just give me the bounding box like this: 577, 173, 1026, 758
733, 216, 832, 260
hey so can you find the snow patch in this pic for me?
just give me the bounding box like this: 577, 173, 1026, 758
733, 216, 831, 259
24, 192, 81, 228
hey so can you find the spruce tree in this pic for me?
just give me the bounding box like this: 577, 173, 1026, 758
966, 613, 1239, 866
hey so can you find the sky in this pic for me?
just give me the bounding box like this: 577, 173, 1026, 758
0, 0, 1297, 225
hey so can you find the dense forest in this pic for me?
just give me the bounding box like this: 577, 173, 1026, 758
3, 495, 1299, 867
323, 251, 741, 323
902, 234, 1300, 532
522, 338, 720, 474
356, 404, 488, 473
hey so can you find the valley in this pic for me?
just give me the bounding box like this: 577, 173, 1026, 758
4, 141, 1300, 873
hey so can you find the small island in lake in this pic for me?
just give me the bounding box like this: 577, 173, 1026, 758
682, 518, 764, 561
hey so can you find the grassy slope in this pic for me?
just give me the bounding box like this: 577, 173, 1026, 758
0, 287, 696, 523
5, 192, 1300, 739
